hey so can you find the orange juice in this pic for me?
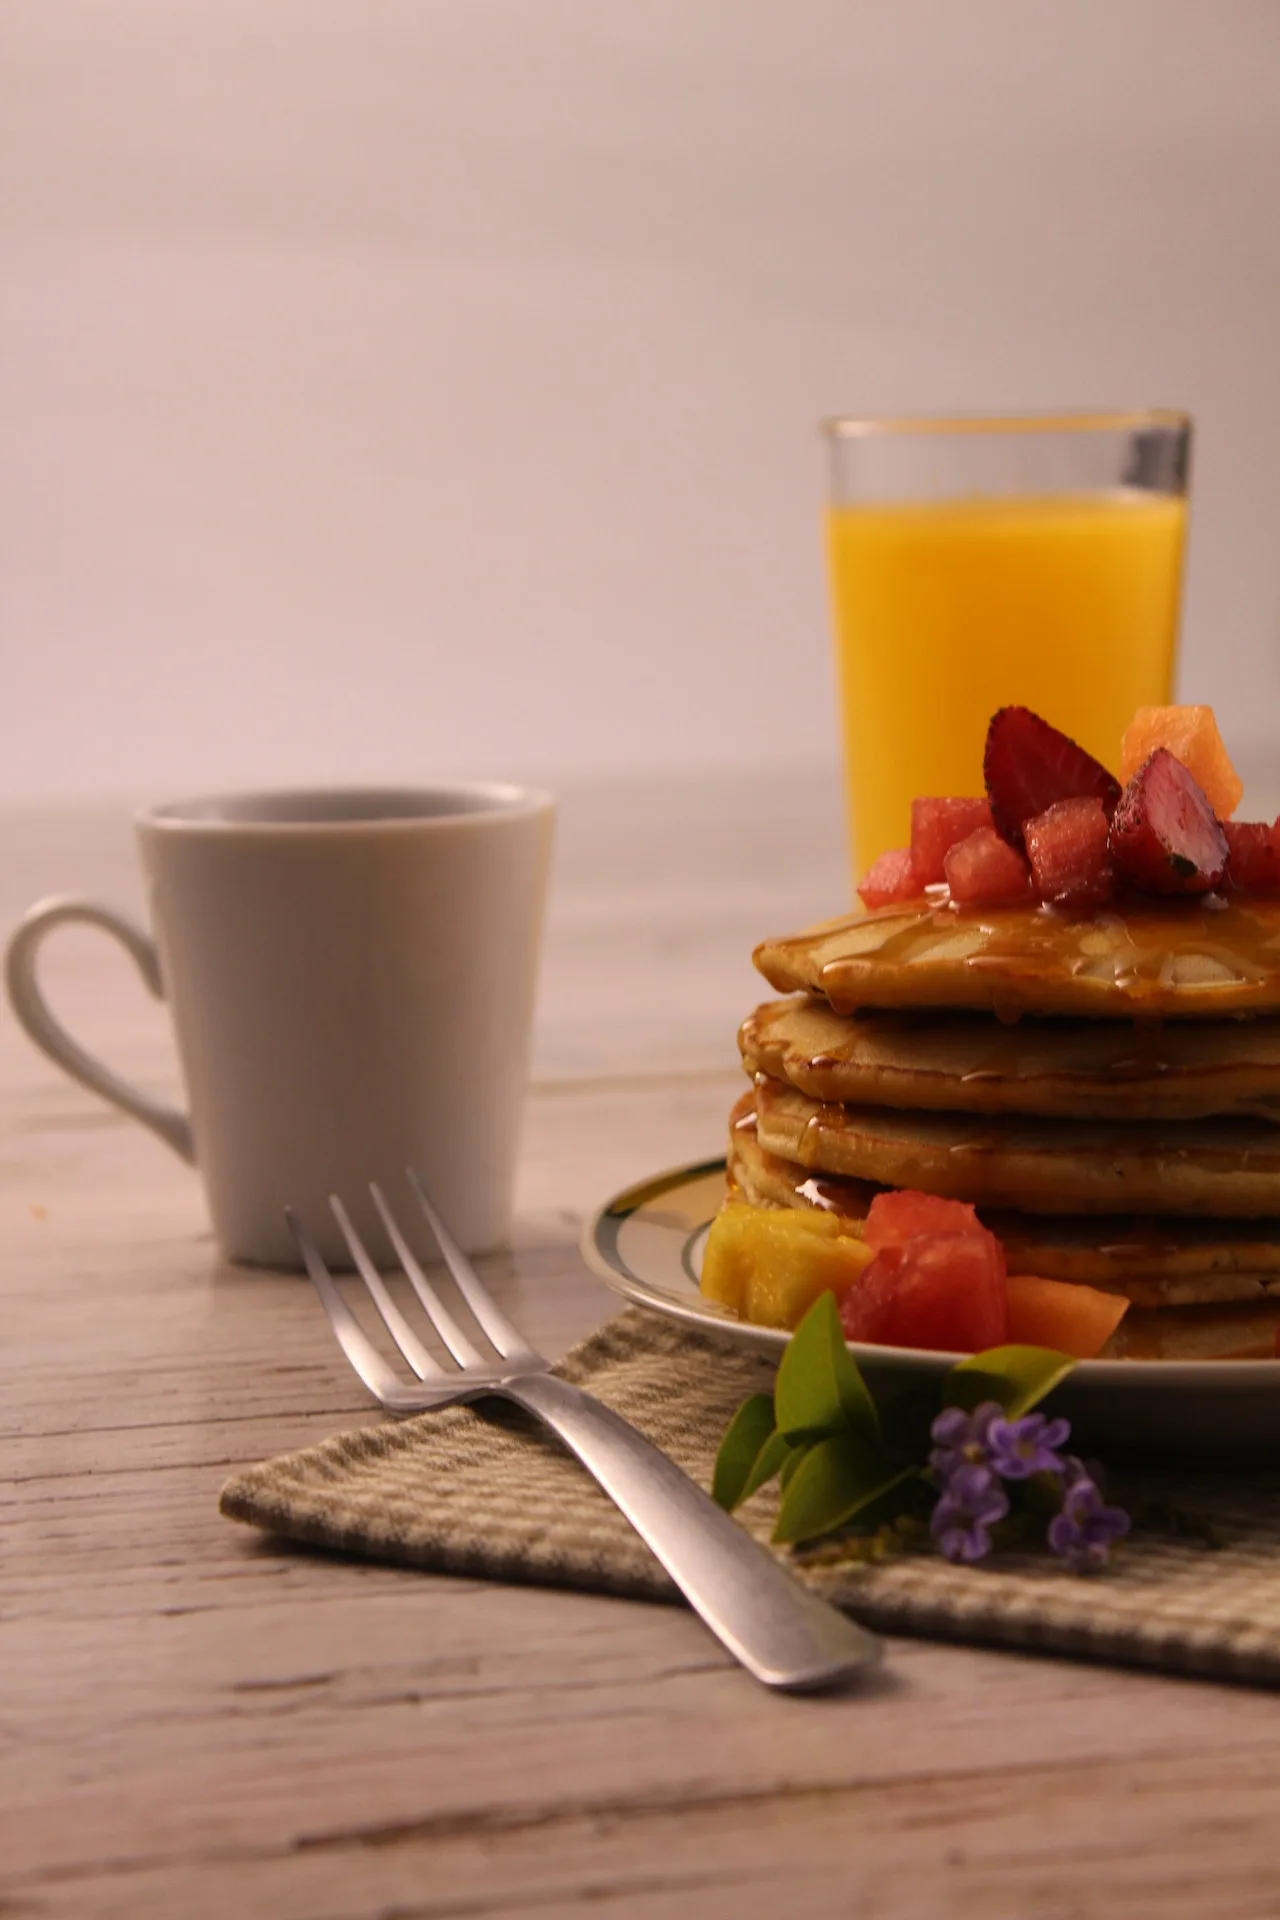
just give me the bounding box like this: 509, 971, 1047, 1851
827, 491, 1186, 880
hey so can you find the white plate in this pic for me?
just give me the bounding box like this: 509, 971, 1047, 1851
580, 1158, 1280, 1460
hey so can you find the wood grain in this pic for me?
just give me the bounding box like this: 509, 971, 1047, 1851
4, 785, 1280, 1920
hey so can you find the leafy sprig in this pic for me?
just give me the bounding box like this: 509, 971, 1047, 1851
713, 1294, 1129, 1570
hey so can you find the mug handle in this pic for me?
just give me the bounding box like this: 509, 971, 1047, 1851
5, 897, 195, 1163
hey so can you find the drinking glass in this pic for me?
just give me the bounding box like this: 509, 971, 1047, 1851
824, 410, 1192, 883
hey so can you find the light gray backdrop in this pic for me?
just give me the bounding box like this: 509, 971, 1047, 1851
4, 1, 1278, 801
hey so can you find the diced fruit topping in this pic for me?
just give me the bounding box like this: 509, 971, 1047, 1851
1224, 820, 1280, 894
910, 796, 995, 886
856, 845, 922, 911
943, 827, 1033, 906
700, 1202, 872, 1330
855, 703, 1276, 911
1023, 797, 1115, 907
1004, 1274, 1129, 1360
1108, 748, 1229, 895
864, 1189, 983, 1250
983, 706, 1121, 846
1120, 706, 1243, 820
840, 1230, 1009, 1353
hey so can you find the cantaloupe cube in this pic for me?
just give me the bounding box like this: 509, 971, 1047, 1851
700, 1202, 872, 1330
1119, 706, 1243, 819
1005, 1273, 1129, 1359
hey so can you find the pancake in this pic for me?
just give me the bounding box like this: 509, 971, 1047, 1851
727, 1093, 1280, 1307
751, 1072, 1280, 1219
740, 996, 1280, 1122
1098, 1301, 1280, 1361
754, 894, 1280, 1020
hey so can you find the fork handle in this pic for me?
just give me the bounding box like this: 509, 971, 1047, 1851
508, 1371, 880, 1691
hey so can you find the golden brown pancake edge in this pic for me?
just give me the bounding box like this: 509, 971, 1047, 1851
754, 894, 1280, 1021
751, 1072, 1280, 1219
739, 995, 1280, 1122
727, 1090, 1280, 1307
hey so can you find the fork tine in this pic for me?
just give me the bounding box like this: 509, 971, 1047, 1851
286, 1206, 406, 1403
368, 1183, 489, 1369
328, 1196, 444, 1382
404, 1166, 541, 1365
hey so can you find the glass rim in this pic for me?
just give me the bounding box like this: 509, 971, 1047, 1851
822, 407, 1192, 441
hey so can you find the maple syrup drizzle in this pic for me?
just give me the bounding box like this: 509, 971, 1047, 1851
795, 896, 1280, 1008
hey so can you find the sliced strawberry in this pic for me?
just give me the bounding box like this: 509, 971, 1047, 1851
1024, 796, 1116, 907
1120, 706, 1243, 820
1224, 820, 1280, 894
840, 1231, 1009, 1353
943, 826, 1033, 906
864, 1190, 984, 1251
857, 846, 921, 910
910, 796, 995, 887
983, 706, 1121, 846
1108, 748, 1229, 895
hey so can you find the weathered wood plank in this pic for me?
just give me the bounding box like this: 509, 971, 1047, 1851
4, 788, 1278, 1920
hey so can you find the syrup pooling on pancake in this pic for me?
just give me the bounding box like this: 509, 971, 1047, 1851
739, 996, 1280, 1121
754, 894, 1280, 1020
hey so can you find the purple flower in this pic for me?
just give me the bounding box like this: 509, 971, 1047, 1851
1047, 1461, 1131, 1571
928, 1401, 1002, 1480
987, 1412, 1071, 1481
930, 1463, 1010, 1564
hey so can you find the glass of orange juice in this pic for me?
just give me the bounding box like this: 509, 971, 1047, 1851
824, 410, 1193, 884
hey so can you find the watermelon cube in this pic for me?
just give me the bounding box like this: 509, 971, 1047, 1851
1023, 797, 1115, 906
857, 846, 922, 910
943, 827, 1033, 906
910, 796, 995, 887
1224, 820, 1280, 894
840, 1231, 1009, 1353
864, 1189, 984, 1251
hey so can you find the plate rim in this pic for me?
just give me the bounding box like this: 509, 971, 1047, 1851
579, 1156, 1280, 1391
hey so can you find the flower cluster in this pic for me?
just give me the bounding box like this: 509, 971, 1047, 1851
928, 1402, 1130, 1570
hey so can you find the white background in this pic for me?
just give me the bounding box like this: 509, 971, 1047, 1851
4, 1, 1279, 803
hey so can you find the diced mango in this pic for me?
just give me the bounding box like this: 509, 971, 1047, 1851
1119, 706, 1243, 819
700, 1201, 873, 1330
1005, 1273, 1129, 1359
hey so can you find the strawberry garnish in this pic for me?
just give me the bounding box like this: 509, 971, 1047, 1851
983, 706, 1121, 847
1108, 748, 1229, 895
1223, 820, 1280, 894
1023, 797, 1116, 907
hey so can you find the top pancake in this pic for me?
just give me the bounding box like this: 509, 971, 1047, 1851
754, 894, 1280, 1020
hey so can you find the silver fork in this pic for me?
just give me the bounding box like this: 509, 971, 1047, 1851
287, 1170, 882, 1692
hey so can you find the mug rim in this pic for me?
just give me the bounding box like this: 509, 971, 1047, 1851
136, 782, 555, 832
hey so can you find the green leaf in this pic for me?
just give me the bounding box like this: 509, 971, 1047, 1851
943, 1345, 1077, 1420
779, 1440, 807, 1490
774, 1293, 880, 1444
772, 1431, 920, 1546
711, 1394, 777, 1510
741, 1427, 796, 1504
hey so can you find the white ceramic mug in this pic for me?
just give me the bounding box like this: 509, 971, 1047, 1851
5, 785, 554, 1267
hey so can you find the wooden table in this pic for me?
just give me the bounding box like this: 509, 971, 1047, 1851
5, 782, 1280, 1920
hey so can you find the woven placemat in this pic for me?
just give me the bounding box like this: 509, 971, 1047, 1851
220, 1309, 1280, 1686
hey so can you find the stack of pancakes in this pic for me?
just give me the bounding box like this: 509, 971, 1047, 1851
729, 894, 1280, 1359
